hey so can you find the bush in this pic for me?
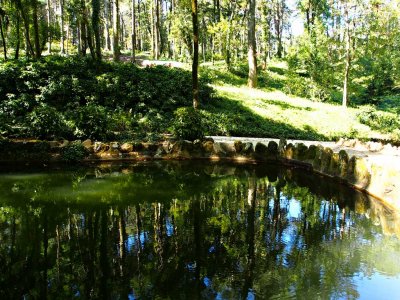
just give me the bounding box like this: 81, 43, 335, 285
171, 107, 205, 141
357, 106, 400, 133
28, 104, 72, 139
61, 142, 88, 162
68, 104, 111, 141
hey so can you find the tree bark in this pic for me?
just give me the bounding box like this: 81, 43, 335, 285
342, 0, 351, 108
113, 0, 120, 61
131, 0, 136, 62
191, 0, 199, 109
0, 9, 7, 60
32, 0, 42, 58
248, 0, 257, 88
47, 0, 52, 53
60, 0, 65, 54
92, 0, 102, 60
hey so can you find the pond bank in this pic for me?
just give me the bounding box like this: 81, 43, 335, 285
1, 137, 399, 211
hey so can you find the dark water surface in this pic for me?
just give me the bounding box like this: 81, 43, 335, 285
0, 161, 399, 299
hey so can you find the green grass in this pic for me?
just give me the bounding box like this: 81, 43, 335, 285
200, 61, 396, 141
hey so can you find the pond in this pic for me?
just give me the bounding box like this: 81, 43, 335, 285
0, 161, 399, 299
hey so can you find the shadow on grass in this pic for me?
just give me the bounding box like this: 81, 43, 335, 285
202, 96, 326, 141
256, 98, 314, 112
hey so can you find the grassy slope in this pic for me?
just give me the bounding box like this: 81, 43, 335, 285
201, 61, 387, 141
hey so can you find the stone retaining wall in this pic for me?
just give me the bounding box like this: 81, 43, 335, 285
1, 137, 399, 210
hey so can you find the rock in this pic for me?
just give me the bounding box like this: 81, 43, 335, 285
278, 138, 287, 154
144, 143, 158, 152
312, 145, 324, 169
82, 139, 93, 153
343, 139, 357, 148
110, 142, 120, 150
267, 141, 279, 160
59, 140, 69, 148
294, 143, 308, 160
347, 157, 371, 187
338, 150, 349, 178
328, 153, 340, 176
242, 142, 254, 155
212, 143, 227, 157
202, 140, 214, 153
366, 141, 383, 152
82, 139, 92, 148
234, 140, 244, 153
306, 145, 317, 160
255, 143, 268, 158
171, 140, 193, 158
154, 146, 166, 158
94, 142, 107, 153
284, 143, 295, 160
120, 143, 133, 153
132, 142, 144, 151
320, 148, 333, 173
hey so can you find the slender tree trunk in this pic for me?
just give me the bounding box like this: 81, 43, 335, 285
15, 12, 21, 59
248, 0, 257, 88
32, 0, 42, 58
131, 0, 136, 62
113, 0, 120, 61
0, 12, 7, 60
104, 0, 111, 51
92, 0, 102, 60
342, 1, 351, 108
60, 0, 65, 54
191, 0, 199, 109
47, 0, 52, 53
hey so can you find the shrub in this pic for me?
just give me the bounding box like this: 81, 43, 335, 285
68, 104, 111, 141
28, 104, 73, 139
171, 107, 205, 141
61, 142, 88, 162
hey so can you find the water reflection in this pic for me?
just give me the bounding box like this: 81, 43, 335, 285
0, 161, 399, 299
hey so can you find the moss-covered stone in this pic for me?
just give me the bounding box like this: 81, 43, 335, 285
234, 140, 244, 153
320, 148, 333, 173
284, 143, 295, 159
347, 156, 371, 187
267, 141, 279, 160
255, 142, 268, 160
242, 142, 254, 155
328, 153, 340, 176
338, 150, 349, 178
294, 143, 308, 161
306, 144, 317, 160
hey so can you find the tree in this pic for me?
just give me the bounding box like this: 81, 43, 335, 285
113, 0, 120, 61
92, 0, 102, 60
191, 0, 199, 109
247, 0, 257, 88
0, 7, 7, 60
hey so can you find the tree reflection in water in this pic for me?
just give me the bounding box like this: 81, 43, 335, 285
0, 161, 399, 299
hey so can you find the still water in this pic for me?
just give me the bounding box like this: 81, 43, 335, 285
0, 161, 399, 299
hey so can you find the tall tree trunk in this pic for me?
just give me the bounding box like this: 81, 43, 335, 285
104, 0, 111, 51
47, 0, 52, 53
342, 1, 351, 108
0, 11, 7, 60
15, 12, 21, 59
131, 0, 136, 62
113, 0, 120, 61
16, 0, 34, 57
191, 0, 199, 109
60, 0, 65, 54
248, 0, 257, 88
32, 0, 42, 58
92, 0, 102, 60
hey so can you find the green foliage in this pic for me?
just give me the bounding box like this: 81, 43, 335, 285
61, 142, 88, 162
357, 106, 400, 136
28, 104, 72, 139
171, 107, 205, 141
0, 56, 213, 140
68, 104, 111, 141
